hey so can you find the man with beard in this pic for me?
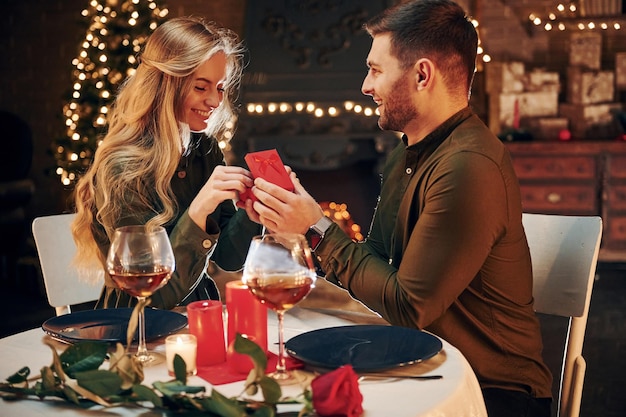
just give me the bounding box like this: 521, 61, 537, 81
247, 1, 553, 416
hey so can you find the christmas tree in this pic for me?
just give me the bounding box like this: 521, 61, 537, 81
54, 0, 169, 186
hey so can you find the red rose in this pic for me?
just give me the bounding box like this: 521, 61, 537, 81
311, 365, 364, 417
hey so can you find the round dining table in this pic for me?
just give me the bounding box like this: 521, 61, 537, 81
0, 284, 487, 417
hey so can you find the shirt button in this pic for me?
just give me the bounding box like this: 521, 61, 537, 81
178, 171, 187, 179
202, 239, 213, 249
388, 258, 393, 264
405, 168, 412, 175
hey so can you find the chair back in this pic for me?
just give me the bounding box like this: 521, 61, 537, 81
32, 213, 102, 315
522, 213, 602, 417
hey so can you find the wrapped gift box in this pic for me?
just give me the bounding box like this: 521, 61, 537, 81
489, 91, 559, 131
569, 32, 602, 70
616, 52, 626, 90
559, 102, 623, 139
567, 67, 615, 105
485, 61, 525, 94
527, 70, 560, 93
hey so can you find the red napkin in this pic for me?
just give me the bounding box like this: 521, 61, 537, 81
237, 149, 294, 208
196, 351, 304, 385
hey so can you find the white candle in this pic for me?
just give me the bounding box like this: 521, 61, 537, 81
165, 334, 197, 376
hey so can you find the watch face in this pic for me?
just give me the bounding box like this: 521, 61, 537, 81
306, 229, 322, 251
307, 216, 333, 251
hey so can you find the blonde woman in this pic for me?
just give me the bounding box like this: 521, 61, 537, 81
72, 16, 261, 310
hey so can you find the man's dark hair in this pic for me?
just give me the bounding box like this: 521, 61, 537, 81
365, 0, 478, 94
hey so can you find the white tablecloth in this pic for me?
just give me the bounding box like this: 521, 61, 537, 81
0, 306, 487, 417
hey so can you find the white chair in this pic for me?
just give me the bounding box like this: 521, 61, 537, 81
522, 213, 602, 417
32, 213, 103, 316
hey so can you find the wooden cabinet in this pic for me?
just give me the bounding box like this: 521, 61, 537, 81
505, 142, 626, 262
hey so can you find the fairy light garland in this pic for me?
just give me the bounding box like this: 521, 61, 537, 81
244, 100, 379, 119
471, 18, 492, 66
528, 1, 623, 32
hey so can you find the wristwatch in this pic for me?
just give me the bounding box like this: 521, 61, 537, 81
305, 216, 334, 251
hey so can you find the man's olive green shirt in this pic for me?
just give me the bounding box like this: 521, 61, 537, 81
315, 108, 553, 398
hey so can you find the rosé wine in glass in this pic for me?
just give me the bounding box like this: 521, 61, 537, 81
242, 233, 316, 384
107, 225, 175, 366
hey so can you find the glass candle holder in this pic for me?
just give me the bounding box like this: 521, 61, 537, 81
165, 334, 197, 376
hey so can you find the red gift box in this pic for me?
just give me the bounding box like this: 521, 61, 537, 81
237, 149, 294, 208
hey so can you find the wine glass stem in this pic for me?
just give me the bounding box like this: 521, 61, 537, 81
276, 310, 287, 376
136, 297, 149, 362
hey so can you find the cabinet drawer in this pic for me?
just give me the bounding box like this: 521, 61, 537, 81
607, 155, 626, 179
606, 184, 626, 211
603, 216, 626, 250
512, 156, 596, 180
519, 184, 598, 213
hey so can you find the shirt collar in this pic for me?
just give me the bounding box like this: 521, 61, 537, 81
402, 106, 473, 154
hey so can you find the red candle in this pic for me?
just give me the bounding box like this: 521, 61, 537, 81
225, 280, 268, 373
187, 300, 226, 366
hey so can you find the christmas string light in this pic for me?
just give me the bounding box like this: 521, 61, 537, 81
54, 0, 168, 186
244, 101, 380, 118
471, 18, 492, 66
528, 1, 623, 32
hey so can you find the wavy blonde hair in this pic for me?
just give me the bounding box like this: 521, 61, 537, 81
72, 16, 244, 276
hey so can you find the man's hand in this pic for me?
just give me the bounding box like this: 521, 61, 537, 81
251, 171, 323, 234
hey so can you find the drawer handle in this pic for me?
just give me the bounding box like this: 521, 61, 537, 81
547, 192, 562, 203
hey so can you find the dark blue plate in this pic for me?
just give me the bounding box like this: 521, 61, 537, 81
42, 308, 187, 343
285, 325, 442, 372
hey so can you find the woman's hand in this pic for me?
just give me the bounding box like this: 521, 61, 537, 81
188, 165, 254, 231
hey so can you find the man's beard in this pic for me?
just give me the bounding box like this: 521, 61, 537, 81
377, 72, 416, 132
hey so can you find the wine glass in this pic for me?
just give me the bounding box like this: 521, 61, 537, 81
106, 225, 175, 365
241, 233, 317, 384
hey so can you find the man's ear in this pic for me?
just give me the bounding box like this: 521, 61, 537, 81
414, 58, 434, 90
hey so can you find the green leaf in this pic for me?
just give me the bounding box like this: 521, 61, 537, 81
204, 389, 247, 417
5, 367, 30, 384
152, 380, 206, 396
65, 378, 110, 406
74, 369, 122, 398
234, 334, 267, 374
258, 375, 281, 404
173, 353, 187, 383
132, 383, 163, 407
249, 404, 277, 417
59, 341, 108, 378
